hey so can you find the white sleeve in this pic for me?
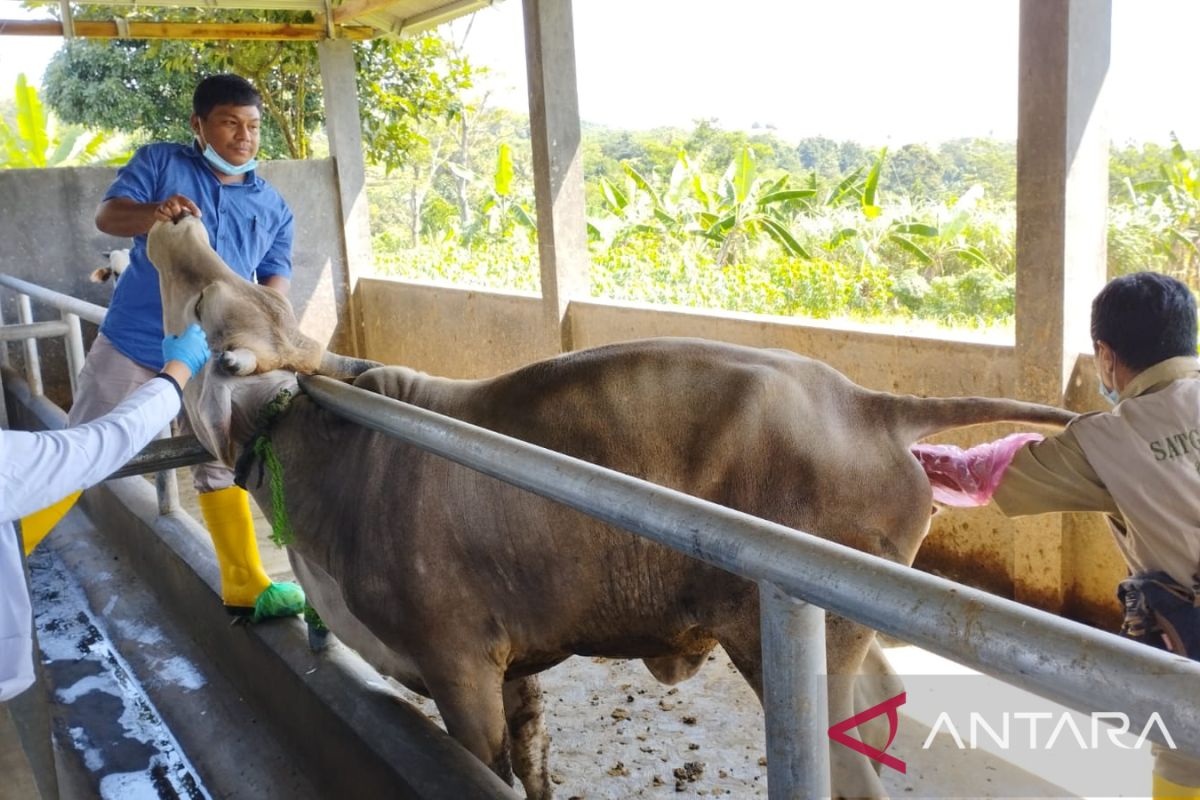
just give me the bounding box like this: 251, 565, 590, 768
0, 377, 182, 523
0, 520, 33, 701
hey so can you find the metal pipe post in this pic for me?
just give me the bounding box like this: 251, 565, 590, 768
62, 312, 85, 397
0, 300, 10, 368
155, 424, 181, 516
16, 294, 43, 396
760, 581, 830, 800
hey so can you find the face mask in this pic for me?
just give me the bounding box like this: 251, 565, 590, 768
1096, 364, 1120, 406
1097, 380, 1120, 406
195, 136, 257, 176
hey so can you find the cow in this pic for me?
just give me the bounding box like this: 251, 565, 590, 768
90, 248, 130, 285
145, 212, 376, 379
147, 215, 1076, 799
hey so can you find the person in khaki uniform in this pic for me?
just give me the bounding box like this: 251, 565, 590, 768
915, 271, 1200, 799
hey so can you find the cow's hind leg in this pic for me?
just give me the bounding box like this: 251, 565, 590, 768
504, 675, 552, 800
422, 660, 514, 787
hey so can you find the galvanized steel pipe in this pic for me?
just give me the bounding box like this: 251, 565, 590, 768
760, 582, 830, 798
299, 374, 1200, 761
0, 320, 70, 341
17, 294, 43, 396
0, 274, 107, 324
63, 312, 86, 396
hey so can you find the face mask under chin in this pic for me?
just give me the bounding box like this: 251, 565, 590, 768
194, 136, 257, 176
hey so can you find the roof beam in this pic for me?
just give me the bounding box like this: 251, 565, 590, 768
20, 0, 322, 10
334, 0, 487, 30
0, 18, 375, 40
331, 0, 400, 24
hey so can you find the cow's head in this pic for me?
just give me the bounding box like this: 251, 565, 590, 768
146, 214, 224, 336
148, 214, 380, 380
184, 360, 299, 468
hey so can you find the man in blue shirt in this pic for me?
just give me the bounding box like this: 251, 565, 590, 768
28, 74, 304, 623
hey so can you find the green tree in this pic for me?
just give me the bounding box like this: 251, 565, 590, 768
40, 9, 472, 169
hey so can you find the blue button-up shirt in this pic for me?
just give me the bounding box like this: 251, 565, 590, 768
99, 142, 294, 369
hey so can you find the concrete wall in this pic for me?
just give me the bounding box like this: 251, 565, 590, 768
0, 160, 355, 406
357, 275, 1125, 629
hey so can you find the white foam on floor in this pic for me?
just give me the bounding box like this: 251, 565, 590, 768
30, 550, 212, 800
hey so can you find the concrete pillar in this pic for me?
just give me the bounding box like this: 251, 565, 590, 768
318, 39, 373, 357
523, 0, 590, 353
1013, 0, 1111, 610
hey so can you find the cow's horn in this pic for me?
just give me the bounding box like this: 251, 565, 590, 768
317, 350, 382, 379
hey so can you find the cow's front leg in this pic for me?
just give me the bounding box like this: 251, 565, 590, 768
423, 659, 514, 786
504, 675, 551, 800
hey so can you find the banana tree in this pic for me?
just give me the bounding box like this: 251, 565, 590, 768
817, 147, 943, 269
0, 75, 125, 169
689, 146, 816, 265
472, 142, 534, 240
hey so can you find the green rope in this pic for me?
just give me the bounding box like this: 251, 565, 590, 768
235, 387, 299, 549
253, 433, 295, 548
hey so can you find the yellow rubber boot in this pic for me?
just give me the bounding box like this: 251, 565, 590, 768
1155, 774, 1200, 799
197, 486, 304, 622
20, 491, 83, 554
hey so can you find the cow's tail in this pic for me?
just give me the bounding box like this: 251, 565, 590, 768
876, 393, 1077, 444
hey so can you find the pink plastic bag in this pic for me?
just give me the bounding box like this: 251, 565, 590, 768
910, 432, 1044, 507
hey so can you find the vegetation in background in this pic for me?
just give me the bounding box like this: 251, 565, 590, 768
20, 14, 1200, 331
0, 74, 127, 168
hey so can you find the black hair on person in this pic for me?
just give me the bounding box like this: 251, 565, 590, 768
1091, 271, 1197, 370
193, 74, 262, 118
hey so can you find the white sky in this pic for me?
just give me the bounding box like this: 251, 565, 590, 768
2, 0, 1197, 146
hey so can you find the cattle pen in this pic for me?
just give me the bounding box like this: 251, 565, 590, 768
4, 271, 1200, 799
0, 1, 1179, 794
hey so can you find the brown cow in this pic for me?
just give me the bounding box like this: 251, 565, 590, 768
148, 214, 1076, 798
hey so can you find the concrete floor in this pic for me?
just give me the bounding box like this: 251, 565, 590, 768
27, 500, 320, 800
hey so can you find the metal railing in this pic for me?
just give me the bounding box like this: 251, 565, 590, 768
298, 372, 1200, 799
7, 273, 1200, 798
0, 274, 210, 509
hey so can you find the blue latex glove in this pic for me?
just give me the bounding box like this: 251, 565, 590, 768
162, 323, 211, 376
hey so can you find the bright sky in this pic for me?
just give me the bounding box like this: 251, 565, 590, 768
3, 0, 1198, 147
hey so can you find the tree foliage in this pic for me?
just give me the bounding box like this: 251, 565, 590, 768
0, 74, 127, 168
40, 8, 472, 167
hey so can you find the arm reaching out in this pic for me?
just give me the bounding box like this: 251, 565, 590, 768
911, 432, 1044, 507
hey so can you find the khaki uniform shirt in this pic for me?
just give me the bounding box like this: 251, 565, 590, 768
994, 356, 1200, 589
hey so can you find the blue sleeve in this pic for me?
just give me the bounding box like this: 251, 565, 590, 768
103, 145, 161, 204
255, 206, 294, 283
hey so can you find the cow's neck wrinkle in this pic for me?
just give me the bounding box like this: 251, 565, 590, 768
232, 385, 299, 492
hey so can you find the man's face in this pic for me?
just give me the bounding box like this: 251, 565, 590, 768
191, 103, 261, 167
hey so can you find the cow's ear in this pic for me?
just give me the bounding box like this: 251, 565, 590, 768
183, 360, 235, 467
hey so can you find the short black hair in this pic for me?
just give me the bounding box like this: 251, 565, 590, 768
1091, 271, 1197, 370
193, 74, 262, 118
